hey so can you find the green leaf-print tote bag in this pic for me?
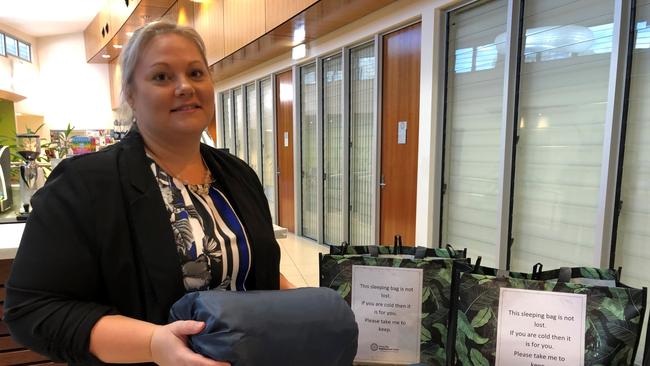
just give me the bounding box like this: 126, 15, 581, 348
447, 263, 647, 366
320, 254, 468, 365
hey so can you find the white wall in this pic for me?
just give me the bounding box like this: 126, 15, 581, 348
215, 0, 450, 247
0, 23, 41, 116
37, 32, 113, 130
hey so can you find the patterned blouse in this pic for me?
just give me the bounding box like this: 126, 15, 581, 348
148, 157, 251, 292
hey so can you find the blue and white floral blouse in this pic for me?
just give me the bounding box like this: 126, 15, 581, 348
148, 157, 251, 292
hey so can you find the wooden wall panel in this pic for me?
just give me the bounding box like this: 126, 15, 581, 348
223, 0, 266, 55
212, 0, 397, 81
110, 0, 140, 35
108, 58, 122, 110
264, 0, 318, 31
83, 12, 105, 61
194, 0, 225, 65
161, 0, 194, 26
85, 0, 175, 63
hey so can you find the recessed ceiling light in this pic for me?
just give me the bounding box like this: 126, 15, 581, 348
102, 54, 111, 59
126, 31, 134, 37
113, 44, 123, 49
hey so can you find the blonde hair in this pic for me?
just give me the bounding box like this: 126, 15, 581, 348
118, 21, 209, 124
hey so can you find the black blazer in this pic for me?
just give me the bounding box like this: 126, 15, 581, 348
4, 131, 280, 365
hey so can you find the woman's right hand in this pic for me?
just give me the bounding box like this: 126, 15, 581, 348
150, 320, 230, 366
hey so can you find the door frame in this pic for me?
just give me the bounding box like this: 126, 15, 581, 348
291, 66, 302, 237
268, 74, 280, 222
373, 33, 382, 246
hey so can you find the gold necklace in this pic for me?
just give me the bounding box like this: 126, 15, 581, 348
146, 148, 213, 195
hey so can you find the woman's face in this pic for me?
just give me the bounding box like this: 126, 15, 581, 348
127, 33, 215, 141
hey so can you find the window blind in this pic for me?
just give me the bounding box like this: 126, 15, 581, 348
614, 1, 650, 362
443, 0, 508, 267
349, 43, 375, 245
301, 63, 318, 240
260, 78, 276, 223
511, 0, 614, 271
246, 83, 261, 179
323, 54, 344, 245
222, 92, 233, 152
234, 88, 246, 161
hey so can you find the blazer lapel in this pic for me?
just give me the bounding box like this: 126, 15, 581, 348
118, 132, 184, 319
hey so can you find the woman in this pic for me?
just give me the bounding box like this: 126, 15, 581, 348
5, 21, 288, 365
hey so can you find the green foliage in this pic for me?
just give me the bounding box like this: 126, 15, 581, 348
320, 254, 463, 366
470, 307, 491, 328
433, 323, 447, 346
454, 273, 646, 366
52, 122, 75, 158
457, 311, 488, 345
421, 326, 432, 343
337, 282, 351, 299
470, 348, 489, 366
0, 122, 75, 181
334, 245, 466, 259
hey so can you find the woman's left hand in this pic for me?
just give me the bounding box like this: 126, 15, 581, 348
150, 320, 230, 366
280, 273, 296, 289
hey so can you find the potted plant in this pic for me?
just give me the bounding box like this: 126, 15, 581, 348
49, 122, 75, 170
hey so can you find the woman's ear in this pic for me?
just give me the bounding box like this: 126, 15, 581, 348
125, 87, 135, 110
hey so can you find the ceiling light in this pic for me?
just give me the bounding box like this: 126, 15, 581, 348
292, 44, 306, 60
113, 44, 123, 49
293, 26, 305, 45
102, 54, 111, 59
126, 31, 134, 37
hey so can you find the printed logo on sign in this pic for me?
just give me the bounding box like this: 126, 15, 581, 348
369, 343, 399, 353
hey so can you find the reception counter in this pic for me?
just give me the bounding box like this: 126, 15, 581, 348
0, 222, 287, 260
0, 222, 25, 260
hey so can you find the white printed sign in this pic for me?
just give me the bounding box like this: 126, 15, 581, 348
496, 288, 587, 366
351, 265, 422, 364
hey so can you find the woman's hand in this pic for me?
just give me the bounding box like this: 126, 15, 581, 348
150, 320, 230, 366
280, 273, 296, 289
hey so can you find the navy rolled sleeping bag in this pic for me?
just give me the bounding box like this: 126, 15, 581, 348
169, 287, 358, 366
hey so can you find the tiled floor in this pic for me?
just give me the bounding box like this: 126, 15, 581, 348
278, 233, 330, 287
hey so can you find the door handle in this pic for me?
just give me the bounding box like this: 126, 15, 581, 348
379, 174, 386, 188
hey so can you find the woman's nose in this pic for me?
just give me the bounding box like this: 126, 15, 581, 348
175, 78, 195, 97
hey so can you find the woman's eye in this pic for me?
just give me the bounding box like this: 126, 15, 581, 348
153, 73, 169, 81
191, 69, 204, 78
